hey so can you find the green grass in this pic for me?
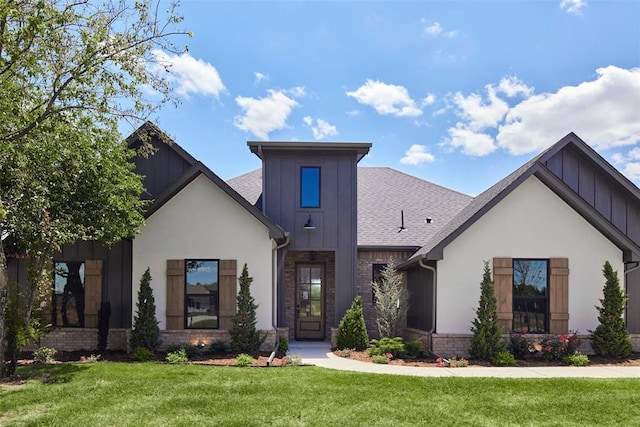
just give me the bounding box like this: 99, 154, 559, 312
1, 363, 639, 426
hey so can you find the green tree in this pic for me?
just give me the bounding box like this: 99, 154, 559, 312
230, 264, 265, 352
590, 261, 632, 358
0, 0, 188, 376
129, 268, 160, 352
372, 259, 409, 338
337, 296, 369, 351
468, 261, 505, 360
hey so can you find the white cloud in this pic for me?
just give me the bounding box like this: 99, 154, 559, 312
498, 76, 534, 98
497, 66, 640, 154
254, 72, 267, 83
346, 80, 423, 117
560, 0, 587, 15
423, 21, 457, 38
611, 146, 640, 183
234, 88, 303, 139
151, 50, 226, 97
303, 116, 338, 140
346, 110, 361, 117
447, 124, 497, 156
452, 85, 510, 131
400, 144, 436, 165
422, 93, 436, 106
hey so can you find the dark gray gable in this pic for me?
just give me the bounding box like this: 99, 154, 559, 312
401, 132, 640, 268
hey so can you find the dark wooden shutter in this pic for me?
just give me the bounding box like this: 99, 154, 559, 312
166, 260, 185, 330
84, 260, 103, 328
549, 258, 569, 334
218, 260, 237, 331
493, 258, 513, 333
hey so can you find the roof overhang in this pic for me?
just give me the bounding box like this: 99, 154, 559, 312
248, 141, 372, 163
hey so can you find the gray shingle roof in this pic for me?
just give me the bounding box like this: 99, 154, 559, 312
226, 167, 472, 248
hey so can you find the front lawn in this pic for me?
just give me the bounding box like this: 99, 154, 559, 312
1, 363, 639, 426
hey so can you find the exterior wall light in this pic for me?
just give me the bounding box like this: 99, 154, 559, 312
303, 215, 317, 230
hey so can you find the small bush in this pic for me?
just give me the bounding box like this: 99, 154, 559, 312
132, 347, 154, 362
563, 351, 589, 366
336, 296, 369, 351
368, 337, 405, 358
209, 340, 228, 354
335, 348, 353, 358
284, 355, 302, 366
33, 347, 57, 364
508, 333, 534, 359
234, 353, 255, 367
437, 356, 468, 368
166, 348, 189, 364
276, 335, 289, 358
166, 343, 199, 358
80, 354, 101, 363
492, 351, 517, 366
404, 340, 424, 359
372, 354, 390, 364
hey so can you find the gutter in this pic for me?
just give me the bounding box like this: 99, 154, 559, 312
418, 257, 445, 360
267, 233, 290, 366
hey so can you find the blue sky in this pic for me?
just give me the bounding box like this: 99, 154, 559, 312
141, 0, 640, 196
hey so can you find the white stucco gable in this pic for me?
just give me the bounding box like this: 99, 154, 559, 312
436, 175, 623, 334
133, 173, 276, 330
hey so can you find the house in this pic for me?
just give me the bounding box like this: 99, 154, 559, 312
7, 123, 640, 355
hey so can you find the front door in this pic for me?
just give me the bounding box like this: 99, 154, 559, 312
296, 265, 324, 339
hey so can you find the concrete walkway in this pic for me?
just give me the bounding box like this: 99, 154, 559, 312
288, 341, 640, 378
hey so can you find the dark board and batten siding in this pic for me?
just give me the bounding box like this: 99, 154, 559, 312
544, 145, 640, 247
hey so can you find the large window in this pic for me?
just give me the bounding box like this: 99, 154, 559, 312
301, 166, 320, 208
185, 260, 219, 329
512, 259, 549, 333
53, 261, 85, 327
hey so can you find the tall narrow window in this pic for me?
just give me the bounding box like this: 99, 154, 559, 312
372, 263, 386, 303
185, 260, 219, 329
512, 259, 549, 333
301, 166, 320, 208
53, 261, 86, 327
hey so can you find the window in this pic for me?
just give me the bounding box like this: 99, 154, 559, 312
53, 261, 86, 327
301, 166, 320, 208
185, 260, 219, 329
372, 263, 386, 303
512, 259, 549, 333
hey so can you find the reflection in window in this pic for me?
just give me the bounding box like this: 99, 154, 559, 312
186, 260, 219, 329
299, 266, 322, 317
513, 259, 548, 333
53, 261, 85, 327
301, 167, 320, 208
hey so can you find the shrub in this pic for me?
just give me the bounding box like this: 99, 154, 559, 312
404, 340, 424, 359
590, 261, 632, 358
80, 354, 101, 363
537, 333, 582, 361
372, 354, 390, 364
209, 340, 228, 354
336, 296, 369, 351
132, 346, 154, 362
372, 259, 409, 338
492, 351, 517, 366
129, 268, 161, 352
276, 335, 289, 358
469, 261, 506, 360
166, 348, 189, 364
234, 353, 255, 367
368, 337, 405, 358
283, 355, 302, 366
33, 347, 57, 364
230, 264, 266, 352
166, 343, 199, 358
508, 332, 534, 359
335, 348, 353, 358
563, 351, 589, 366
97, 301, 111, 352
437, 356, 468, 367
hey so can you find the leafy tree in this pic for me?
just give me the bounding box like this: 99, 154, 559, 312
129, 268, 160, 352
372, 259, 409, 338
337, 296, 369, 351
230, 264, 265, 352
469, 261, 505, 360
590, 261, 632, 358
0, 0, 188, 376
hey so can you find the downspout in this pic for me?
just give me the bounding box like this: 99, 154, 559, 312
418, 257, 444, 360
267, 233, 290, 366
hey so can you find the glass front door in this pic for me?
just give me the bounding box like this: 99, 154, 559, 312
296, 265, 324, 339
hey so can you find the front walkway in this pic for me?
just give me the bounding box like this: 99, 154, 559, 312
288, 341, 640, 378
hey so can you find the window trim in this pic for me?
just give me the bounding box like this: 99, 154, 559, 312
184, 259, 220, 330
52, 260, 87, 328
300, 166, 321, 208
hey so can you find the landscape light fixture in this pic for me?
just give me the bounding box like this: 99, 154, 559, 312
303, 215, 317, 230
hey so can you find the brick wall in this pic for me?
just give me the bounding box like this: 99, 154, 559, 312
356, 250, 413, 338
283, 250, 335, 341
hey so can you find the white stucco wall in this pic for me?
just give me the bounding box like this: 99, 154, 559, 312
133, 174, 275, 330
437, 176, 623, 334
